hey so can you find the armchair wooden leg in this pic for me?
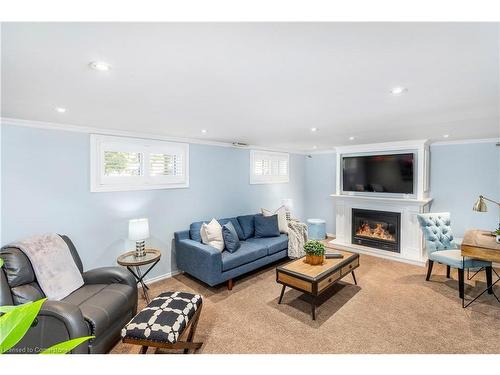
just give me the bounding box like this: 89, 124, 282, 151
227, 278, 233, 290
458, 268, 465, 299
426, 260, 434, 281
446, 265, 451, 279
485, 266, 493, 295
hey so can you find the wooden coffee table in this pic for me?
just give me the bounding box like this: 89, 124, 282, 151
276, 249, 359, 320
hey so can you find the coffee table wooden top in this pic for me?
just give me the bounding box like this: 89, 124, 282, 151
277, 250, 358, 281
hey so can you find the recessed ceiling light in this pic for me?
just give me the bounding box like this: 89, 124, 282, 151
201, 129, 207, 134
443, 134, 449, 138
55, 107, 67, 113
349, 136, 355, 141
89, 61, 112, 71
310, 127, 318, 132
390, 86, 408, 96
312, 145, 317, 149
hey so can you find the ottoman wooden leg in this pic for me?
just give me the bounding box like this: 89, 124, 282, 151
184, 305, 203, 354
140, 345, 148, 354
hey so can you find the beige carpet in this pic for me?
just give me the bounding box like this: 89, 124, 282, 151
111, 253, 500, 354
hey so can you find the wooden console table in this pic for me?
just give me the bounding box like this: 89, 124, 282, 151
461, 229, 500, 308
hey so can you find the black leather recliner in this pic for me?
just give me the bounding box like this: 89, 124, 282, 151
0, 235, 138, 354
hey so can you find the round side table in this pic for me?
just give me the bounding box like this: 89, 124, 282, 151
117, 249, 161, 303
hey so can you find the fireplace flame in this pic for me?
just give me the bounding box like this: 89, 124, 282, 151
356, 223, 395, 242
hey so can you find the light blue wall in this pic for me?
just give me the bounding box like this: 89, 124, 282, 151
429, 142, 500, 237
1, 125, 305, 280
304, 153, 336, 234
2, 123, 498, 282
302, 142, 500, 239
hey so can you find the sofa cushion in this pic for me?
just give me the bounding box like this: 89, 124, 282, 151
254, 214, 280, 238
246, 234, 288, 255
189, 221, 208, 242
221, 241, 267, 271
222, 222, 241, 253
262, 206, 288, 233
63, 283, 136, 336
237, 215, 256, 240
200, 219, 225, 251
218, 218, 245, 241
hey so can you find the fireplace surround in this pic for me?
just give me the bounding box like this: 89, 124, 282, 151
352, 209, 401, 253
329, 140, 432, 266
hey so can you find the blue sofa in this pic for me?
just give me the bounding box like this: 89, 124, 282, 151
174, 214, 289, 289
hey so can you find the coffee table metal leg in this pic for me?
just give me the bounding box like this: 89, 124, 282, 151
278, 285, 286, 304
136, 266, 150, 304
311, 297, 316, 321
352, 271, 357, 285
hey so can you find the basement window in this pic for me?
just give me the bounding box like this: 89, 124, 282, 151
250, 150, 289, 184
90, 134, 189, 192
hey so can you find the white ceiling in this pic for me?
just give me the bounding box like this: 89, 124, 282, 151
1, 22, 499, 151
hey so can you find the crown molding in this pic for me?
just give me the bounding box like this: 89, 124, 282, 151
0, 117, 306, 155
430, 137, 499, 146
3, 117, 497, 154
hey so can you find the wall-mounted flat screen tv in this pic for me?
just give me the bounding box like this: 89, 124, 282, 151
342, 153, 414, 194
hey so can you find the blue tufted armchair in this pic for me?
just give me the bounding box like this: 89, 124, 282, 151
417, 212, 492, 299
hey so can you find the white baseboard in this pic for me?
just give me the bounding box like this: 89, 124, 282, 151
326, 232, 336, 239
138, 270, 183, 288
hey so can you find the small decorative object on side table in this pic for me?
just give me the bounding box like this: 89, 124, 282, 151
304, 240, 326, 265
129, 218, 150, 257
117, 249, 161, 303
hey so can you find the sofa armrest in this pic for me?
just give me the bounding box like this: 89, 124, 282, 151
175, 239, 222, 285
174, 230, 190, 241
13, 300, 89, 354
83, 266, 137, 290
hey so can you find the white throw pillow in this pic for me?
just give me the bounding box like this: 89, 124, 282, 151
262, 206, 288, 233
200, 218, 225, 251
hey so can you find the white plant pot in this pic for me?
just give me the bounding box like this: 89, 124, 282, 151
496, 234, 500, 244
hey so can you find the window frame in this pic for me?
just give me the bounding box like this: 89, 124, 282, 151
90, 134, 189, 192
249, 150, 290, 184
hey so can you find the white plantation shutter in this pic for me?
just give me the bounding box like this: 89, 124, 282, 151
149, 153, 183, 177
91, 135, 189, 192
250, 150, 289, 184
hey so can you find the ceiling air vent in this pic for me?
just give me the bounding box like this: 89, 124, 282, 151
232, 142, 249, 148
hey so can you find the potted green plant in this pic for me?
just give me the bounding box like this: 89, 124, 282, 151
303, 240, 326, 265
495, 224, 500, 244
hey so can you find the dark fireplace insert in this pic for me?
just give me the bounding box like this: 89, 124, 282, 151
351, 208, 401, 253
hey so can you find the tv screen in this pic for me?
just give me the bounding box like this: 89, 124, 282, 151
342, 153, 414, 194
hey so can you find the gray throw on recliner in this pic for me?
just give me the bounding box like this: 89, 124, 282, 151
8, 233, 84, 300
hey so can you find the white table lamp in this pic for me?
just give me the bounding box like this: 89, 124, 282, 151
129, 218, 150, 257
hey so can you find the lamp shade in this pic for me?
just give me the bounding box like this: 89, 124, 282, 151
281, 198, 294, 211
473, 196, 488, 212
128, 218, 150, 241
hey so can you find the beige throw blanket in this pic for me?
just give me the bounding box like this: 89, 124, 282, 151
287, 220, 308, 258
9, 234, 84, 300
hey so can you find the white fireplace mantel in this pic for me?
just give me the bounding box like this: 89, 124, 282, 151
330, 194, 432, 266
330, 140, 432, 266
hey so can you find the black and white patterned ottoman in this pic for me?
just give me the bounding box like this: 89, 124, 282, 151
121, 291, 203, 354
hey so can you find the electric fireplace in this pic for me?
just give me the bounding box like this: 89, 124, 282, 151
351, 208, 401, 253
